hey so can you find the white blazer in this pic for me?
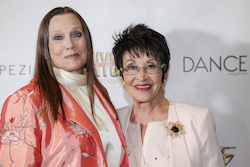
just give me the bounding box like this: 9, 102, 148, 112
117, 101, 225, 167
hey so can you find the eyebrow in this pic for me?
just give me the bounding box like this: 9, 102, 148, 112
124, 58, 157, 63
49, 27, 82, 33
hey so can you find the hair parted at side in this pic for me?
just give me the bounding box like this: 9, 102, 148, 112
112, 24, 171, 81
34, 6, 113, 123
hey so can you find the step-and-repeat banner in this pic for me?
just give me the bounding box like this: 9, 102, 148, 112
0, 0, 249, 166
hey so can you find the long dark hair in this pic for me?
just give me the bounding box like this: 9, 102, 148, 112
34, 6, 113, 123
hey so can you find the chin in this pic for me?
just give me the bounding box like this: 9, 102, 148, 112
135, 97, 152, 103
68, 66, 85, 73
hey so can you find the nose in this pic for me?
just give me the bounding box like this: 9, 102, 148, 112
135, 67, 148, 81
65, 37, 75, 50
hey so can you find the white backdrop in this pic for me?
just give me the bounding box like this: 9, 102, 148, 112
0, 0, 249, 166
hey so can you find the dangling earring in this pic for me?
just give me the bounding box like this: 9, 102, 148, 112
161, 79, 166, 90
123, 81, 127, 92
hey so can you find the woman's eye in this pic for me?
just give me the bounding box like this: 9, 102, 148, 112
146, 64, 157, 69
127, 65, 138, 70
73, 32, 82, 38
54, 35, 63, 40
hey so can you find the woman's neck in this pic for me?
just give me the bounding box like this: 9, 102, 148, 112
53, 66, 87, 86
131, 97, 169, 124
131, 96, 169, 144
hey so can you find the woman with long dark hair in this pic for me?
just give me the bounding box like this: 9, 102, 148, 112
0, 7, 128, 167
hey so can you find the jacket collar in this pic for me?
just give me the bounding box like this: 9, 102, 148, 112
94, 85, 127, 164
122, 101, 192, 167
29, 76, 128, 166
168, 101, 191, 167
60, 83, 128, 166
59, 84, 107, 165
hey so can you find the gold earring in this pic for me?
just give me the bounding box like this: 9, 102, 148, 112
161, 79, 166, 90
123, 81, 127, 92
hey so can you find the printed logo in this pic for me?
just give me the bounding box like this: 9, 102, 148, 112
221, 146, 235, 166
183, 55, 247, 76
94, 51, 122, 84
0, 65, 32, 76
94, 51, 119, 77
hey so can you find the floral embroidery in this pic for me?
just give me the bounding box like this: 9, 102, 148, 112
38, 121, 46, 128
70, 122, 91, 137
82, 152, 90, 157
166, 121, 185, 139
68, 122, 98, 166
9, 117, 15, 123
36, 107, 46, 129
1, 130, 20, 145
0, 93, 41, 166
126, 149, 131, 156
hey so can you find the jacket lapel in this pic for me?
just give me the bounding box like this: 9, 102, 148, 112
59, 84, 107, 164
168, 101, 191, 167
94, 85, 128, 165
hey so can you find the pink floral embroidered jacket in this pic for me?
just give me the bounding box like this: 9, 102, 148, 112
0, 77, 129, 167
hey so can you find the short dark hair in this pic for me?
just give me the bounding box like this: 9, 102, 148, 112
112, 24, 171, 81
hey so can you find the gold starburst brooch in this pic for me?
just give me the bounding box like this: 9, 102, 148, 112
166, 121, 185, 139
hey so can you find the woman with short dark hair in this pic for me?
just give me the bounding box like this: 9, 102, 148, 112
112, 24, 224, 167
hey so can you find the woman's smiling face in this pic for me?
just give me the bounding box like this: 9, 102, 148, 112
122, 51, 164, 103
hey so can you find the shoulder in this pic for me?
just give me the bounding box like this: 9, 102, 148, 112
171, 101, 218, 137
117, 105, 132, 119
117, 105, 133, 112
171, 101, 212, 122
171, 101, 217, 137
2, 77, 42, 110
116, 105, 132, 134
174, 101, 209, 112
173, 101, 210, 114
0, 77, 42, 129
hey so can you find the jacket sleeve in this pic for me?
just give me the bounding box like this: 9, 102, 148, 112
0, 90, 42, 167
198, 109, 225, 167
